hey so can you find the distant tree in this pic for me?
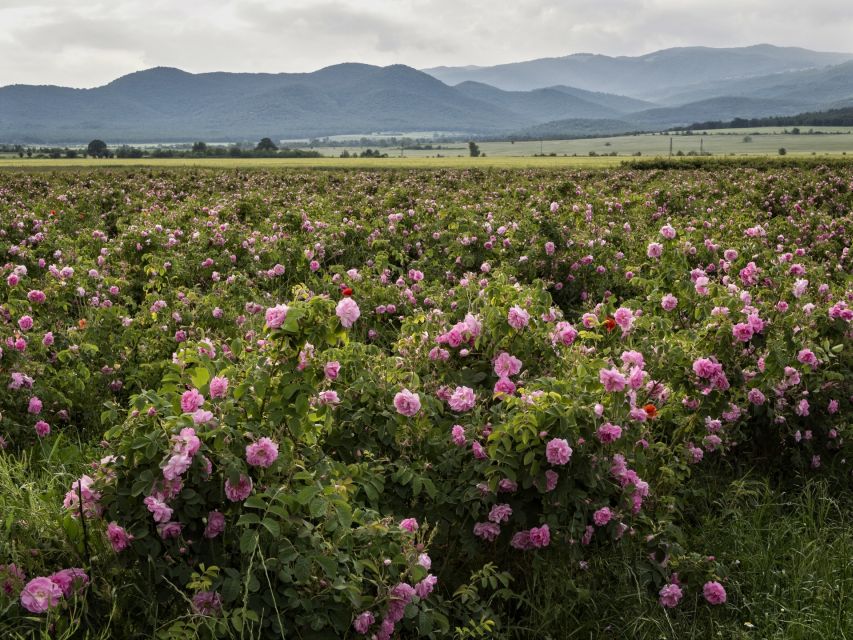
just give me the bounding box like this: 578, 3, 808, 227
87, 139, 108, 158
65, 149, 78, 159
192, 141, 208, 154
468, 141, 480, 157
791, 127, 800, 135
229, 146, 243, 158
778, 147, 787, 156
742, 136, 752, 143
256, 138, 278, 152
116, 145, 144, 159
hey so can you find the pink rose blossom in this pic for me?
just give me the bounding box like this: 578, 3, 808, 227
659, 583, 683, 608
336, 297, 361, 328
353, 611, 375, 634
209, 376, 229, 399
493, 352, 522, 377
399, 518, 419, 532
224, 475, 253, 502
246, 437, 279, 468
593, 507, 613, 527
265, 304, 289, 329
473, 521, 501, 541
204, 511, 226, 539
507, 305, 530, 330
20, 577, 63, 613
546, 438, 572, 465
703, 581, 727, 605
393, 389, 421, 416
180, 388, 204, 413
107, 522, 132, 552
528, 524, 551, 548
448, 386, 476, 412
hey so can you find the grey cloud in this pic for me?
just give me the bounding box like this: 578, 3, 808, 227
0, 0, 850, 87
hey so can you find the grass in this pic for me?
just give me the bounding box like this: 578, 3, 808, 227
511, 475, 853, 639
1, 152, 852, 171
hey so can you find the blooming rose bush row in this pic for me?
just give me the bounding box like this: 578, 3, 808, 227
0, 167, 850, 636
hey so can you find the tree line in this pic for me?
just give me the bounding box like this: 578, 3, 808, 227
680, 107, 853, 131
2, 139, 323, 160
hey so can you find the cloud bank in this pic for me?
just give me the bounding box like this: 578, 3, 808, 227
2, 0, 851, 87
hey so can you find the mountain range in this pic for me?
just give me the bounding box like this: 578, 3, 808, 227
1, 44, 853, 144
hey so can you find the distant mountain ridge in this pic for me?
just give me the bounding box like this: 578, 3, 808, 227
423, 44, 853, 97
1, 44, 852, 143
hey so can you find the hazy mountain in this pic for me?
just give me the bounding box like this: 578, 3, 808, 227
423, 45, 853, 97
0, 64, 528, 143
454, 82, 624, 122
629, 97, 811, 128
2, 45, 853, 144
547, 86, 655, 113
657, 61, 853, 106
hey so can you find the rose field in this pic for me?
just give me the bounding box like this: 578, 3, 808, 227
0, 162, 851, 639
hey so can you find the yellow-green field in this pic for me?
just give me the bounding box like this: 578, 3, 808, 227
1, 130, 852, 170
314, 131, 853, 158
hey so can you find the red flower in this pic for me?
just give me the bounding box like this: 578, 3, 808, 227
603, 317, 616, 332
342, 287, 353, 297
643, 404, 657, 418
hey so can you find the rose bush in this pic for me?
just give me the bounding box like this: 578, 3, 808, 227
0, 166, 849, 636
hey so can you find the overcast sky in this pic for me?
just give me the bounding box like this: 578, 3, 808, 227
2, 0, 851, 87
